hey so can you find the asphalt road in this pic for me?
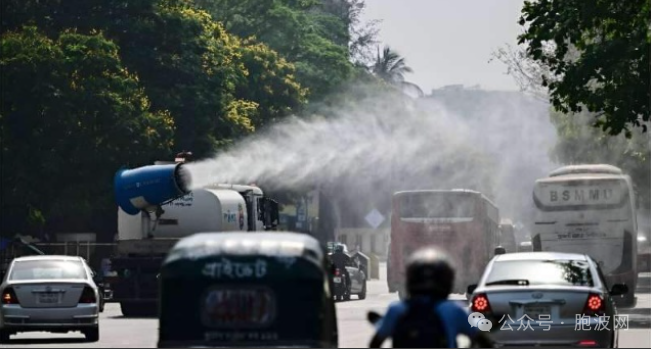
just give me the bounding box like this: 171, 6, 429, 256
3, 266, 651, 348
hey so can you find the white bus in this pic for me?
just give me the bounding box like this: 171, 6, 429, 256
532, 164, 638, 306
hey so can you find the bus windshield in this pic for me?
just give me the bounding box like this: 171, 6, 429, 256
399, 193, 475, 219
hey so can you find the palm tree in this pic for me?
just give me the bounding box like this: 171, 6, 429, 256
370, 46, 424, 97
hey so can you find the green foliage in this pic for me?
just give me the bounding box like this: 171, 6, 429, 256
234, 38, 308, 128
518, 0, 651, 136
550, 110, 650, 209
1, 26, 173, 233
195, 0, 355, 101
1, 0, 307, 157
0, 0, 384, 236
371, 46, 423, 97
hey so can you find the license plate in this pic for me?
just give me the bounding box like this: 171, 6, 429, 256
524, 305, 551, 320
201, 287, 276, 328
333, 277, 342, 283
38, 293, 59, 304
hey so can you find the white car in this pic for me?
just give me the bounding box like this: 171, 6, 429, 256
467, 252, 628, 348
0, 255, 100, 343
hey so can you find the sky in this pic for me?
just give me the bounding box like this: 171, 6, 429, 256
361, 0, 527, 93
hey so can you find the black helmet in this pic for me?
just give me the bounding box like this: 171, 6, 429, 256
405, 247, 455, 299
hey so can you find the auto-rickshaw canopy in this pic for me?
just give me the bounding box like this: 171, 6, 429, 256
157, 231, 338, 348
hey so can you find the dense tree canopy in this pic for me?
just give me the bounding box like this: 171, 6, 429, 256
1, 26, 174, 233
517, 0, 650, 136
194, 0, 356, 101
0, 0, 383, 237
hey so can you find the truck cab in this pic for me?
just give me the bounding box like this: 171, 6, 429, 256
208, 183, 279, 232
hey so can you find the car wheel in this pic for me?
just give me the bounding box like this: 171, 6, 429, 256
358, 281, 367, 300
84, 326, 100, 342
0, 329, 10, 343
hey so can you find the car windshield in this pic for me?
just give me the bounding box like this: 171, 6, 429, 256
485, 259, 594, 287
9, 259, 87, 281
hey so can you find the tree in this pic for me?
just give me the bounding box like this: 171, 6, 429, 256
517, 0, 650, 136
490, 43, 554, 101
491, 33, 651, 212
1, 0, 307, 157
317, 0, 381, 65
371, 46, 423, 97
234, 39, 308, 128
1, 26, 173, 235
550, 110, 650, 210
194, 0, 354, 101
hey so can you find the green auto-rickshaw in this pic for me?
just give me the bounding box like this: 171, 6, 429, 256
157, 231, 338, 348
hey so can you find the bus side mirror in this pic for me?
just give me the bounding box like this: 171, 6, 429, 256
610, 284, 628, 296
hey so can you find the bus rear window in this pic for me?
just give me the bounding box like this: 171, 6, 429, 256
399, 193, 474, 219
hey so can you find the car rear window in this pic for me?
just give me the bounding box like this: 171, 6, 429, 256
9, 260, 87, 281
485, 259, 594, 287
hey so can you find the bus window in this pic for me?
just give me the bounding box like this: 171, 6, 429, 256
400, 193, 474, 219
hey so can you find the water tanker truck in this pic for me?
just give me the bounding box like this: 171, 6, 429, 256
107, 158, 280, 317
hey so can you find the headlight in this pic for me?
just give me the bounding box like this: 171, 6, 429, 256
638, 235, 647, 243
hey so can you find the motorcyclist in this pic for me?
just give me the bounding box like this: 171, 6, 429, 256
369, 247, 494, 348
330, 244, 352, 292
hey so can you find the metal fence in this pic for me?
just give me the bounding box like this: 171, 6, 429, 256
0, 242, 117, 273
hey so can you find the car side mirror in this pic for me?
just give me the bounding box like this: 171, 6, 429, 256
494, 246, 506, 255
610, 283, 629, 296
467, 284, 478, 295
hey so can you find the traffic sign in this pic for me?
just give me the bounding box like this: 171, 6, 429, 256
365, 209, 385, 229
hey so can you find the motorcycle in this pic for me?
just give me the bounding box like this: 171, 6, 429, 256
366, 311, 488, 348
331, 266, 351, 301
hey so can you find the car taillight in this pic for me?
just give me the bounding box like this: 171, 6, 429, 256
578, 340, 598, 346
79, 286, 97, 304
334, 268, 341, 277
471, 293, 492, 313
582, 293, 605, 316
1, 287, 18, 305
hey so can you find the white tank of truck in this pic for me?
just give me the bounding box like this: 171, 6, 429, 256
118, 187, 262, 240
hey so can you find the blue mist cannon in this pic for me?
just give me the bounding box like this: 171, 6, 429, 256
114, 163, 192, 215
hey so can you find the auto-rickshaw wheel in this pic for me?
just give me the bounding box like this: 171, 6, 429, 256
120, 302, 157, 317
0, 329, 10, 343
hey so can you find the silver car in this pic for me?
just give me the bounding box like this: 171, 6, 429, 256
0, 255, 100, 343
467, 252, 629, 348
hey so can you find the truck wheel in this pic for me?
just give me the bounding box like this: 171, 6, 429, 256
84, 326, 100, 342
